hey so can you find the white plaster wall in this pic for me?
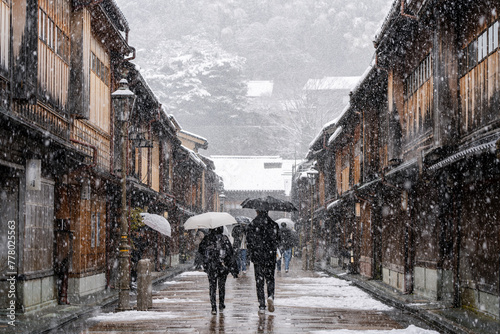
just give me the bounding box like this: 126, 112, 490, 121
68, 272, 106, 303
22, 276, 57, 312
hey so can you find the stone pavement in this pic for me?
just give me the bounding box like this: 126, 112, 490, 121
0, 262, 193, 334
322, 265, 500, 334
75, 259, 437, 334
3, 259, 498, 334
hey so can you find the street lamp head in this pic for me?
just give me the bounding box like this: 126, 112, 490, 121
219, 193, 226, 203
306, 169, 318, 185
112, 79, 136, 121
219, 193, 226, 212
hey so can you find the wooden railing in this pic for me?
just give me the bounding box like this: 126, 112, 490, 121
71, 120, 111, 171
12, 101, 69, 140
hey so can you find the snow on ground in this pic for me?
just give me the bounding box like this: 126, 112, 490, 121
89, 310, 177, 322
178, 271, 206, 277
310, 325, 440, 333
275, 276, 393, 311
162, 280, 194, 285
275, 295, 392, 311
288, 276, 351, 286
153, 297, 205, 303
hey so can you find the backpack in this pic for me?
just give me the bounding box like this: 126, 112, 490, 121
203, 235, 228, 273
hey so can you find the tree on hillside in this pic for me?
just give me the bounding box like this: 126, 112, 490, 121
137, 35, 248, 120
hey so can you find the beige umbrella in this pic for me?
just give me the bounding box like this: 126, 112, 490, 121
184, 212, 237, 230
140, 213, 171, 237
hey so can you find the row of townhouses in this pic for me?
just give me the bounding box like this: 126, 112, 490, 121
293, 0, 500, 320
0, 0, 223, 312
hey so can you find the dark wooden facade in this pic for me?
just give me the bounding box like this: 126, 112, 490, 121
295, 0, 500, 320
0, 0, 223, 312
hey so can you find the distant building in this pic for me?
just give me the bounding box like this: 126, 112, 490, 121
246, 80, 281, 114
247, 81, 274, 97
211, 156, 300, 220
303, 76, 360, 120
178, 129, 208, 152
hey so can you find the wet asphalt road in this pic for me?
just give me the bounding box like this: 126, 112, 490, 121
59, 259, 438, 334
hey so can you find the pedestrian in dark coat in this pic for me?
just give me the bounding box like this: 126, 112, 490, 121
232, 224, 249, 273
246, 210, 280, 314
279, 223, 298, 272
197, 226, 238, 315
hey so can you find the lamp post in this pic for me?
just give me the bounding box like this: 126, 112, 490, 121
112, 79, 135, 311
306, 169, 318, 270
219, 193, 226, 212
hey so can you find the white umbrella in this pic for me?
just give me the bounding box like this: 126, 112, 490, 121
140, 213, 171, 237
276, 218, 295, 230
184, 212, 237, 230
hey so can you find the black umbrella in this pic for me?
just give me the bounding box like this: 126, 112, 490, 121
241, 196, 298, 212
235, 216, 252, 225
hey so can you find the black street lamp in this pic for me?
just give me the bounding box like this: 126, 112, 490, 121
306, 168, 318, 270
112, 78, 135, 311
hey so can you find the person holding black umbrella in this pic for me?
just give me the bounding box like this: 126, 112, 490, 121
246, 210, 281, 314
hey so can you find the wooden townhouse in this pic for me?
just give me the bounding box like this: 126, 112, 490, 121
297, 0, 500, 320
107, 64, 181, 282
304, 122, 335, 266
0, 0, 224, 313
374, 0, 500, 317
0, 0, 133, 310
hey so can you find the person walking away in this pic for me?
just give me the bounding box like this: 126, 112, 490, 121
232, 224, 248, 273
247, 210, 280, 314
193, 229, 206, 270
198, 227, 238, 315
279, 222, 298, 273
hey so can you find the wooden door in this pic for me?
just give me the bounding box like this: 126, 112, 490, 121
0, 176, 19, 309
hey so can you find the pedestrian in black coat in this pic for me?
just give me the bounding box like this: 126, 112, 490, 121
246, 210, 280, 314
197, 226, 238, 315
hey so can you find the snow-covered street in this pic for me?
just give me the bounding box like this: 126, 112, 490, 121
77, 262, 439, 334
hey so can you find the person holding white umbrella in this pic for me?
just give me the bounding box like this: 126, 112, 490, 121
185, 212, 239, 315
197, 227, 238, 315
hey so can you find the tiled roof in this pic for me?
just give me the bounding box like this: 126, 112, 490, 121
211, 156, 299, 195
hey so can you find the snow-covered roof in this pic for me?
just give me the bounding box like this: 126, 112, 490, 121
327, 199, 342, 211
168, 114, 182, 130
335, 102, 351, 126
303, 77, 360, 91
351, 59, 376, 97
308, 118, 338, 150
210, 156, 299, 196
327, 126, 343, 146
247, 81, 274, 97
179, 130, 207, 143
180, 145, 206, 169
374, 0, 400, 44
